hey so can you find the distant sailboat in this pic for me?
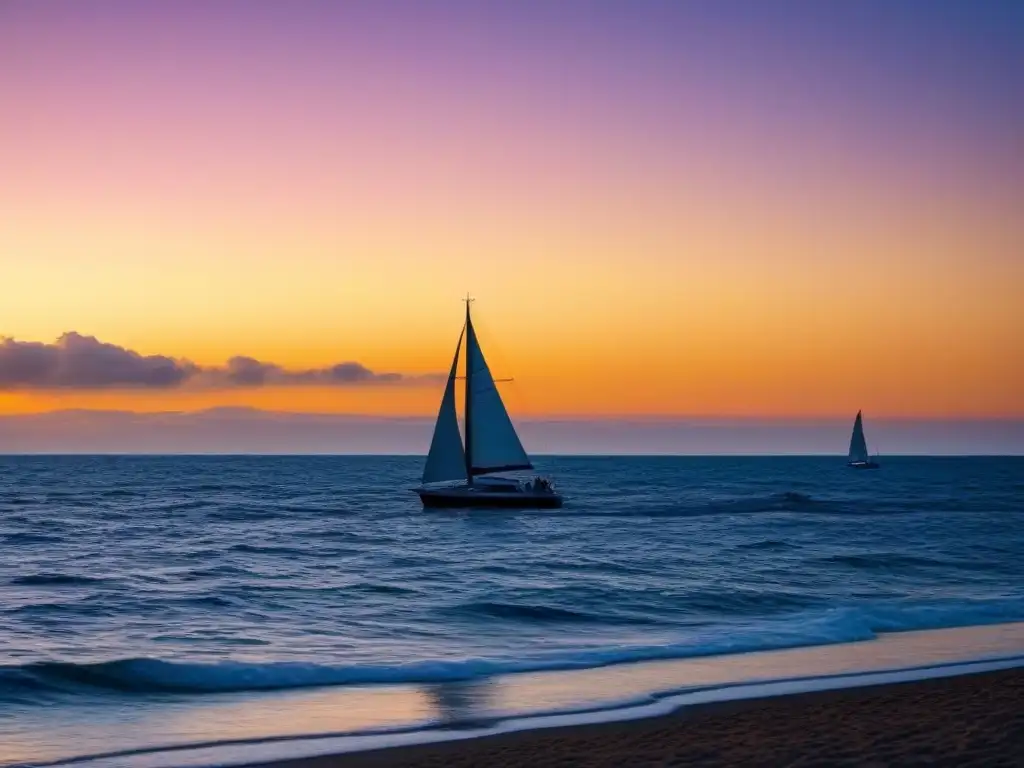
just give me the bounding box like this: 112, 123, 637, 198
415, 299, 562, 509
847, 410, 880, 469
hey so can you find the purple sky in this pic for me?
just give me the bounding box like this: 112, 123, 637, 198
2, 0, 1021, 439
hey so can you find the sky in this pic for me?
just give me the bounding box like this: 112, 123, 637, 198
1, 0, 1022, 433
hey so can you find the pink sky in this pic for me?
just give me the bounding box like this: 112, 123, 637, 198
2, 1, 1021, 425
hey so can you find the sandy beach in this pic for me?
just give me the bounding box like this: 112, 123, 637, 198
259, 667, 1023, 768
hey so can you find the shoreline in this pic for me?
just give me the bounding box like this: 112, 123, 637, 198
15, 624, 1024, 767
258, 666, 1024, 767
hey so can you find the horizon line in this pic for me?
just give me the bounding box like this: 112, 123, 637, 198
2, 407, 1023, 423
2, 452, 1023, 458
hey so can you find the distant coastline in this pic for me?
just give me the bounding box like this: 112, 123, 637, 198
1, 409, 1022, 455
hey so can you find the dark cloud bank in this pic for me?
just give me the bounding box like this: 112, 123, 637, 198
0, 333, 427, 389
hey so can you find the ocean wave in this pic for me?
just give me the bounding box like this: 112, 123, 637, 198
178, 565, 261, 579
1, 495, 38, 505
2, 532, 62, 545
136, 499, 210, 514
5, 597, 1023, 700
679, 588, 824, 615
176, 594, 245, 609
853, 598, 1024, 633
734, 539, 797, 551
0, 621, 872, 696
207, 507, 291, 522
228, 543, 310, 556
352, 582, 419, 596
552, 492, 864, 518
101, 488, 139, 498
450, 600, 615, 623
9, 573, 108, 587
779, 491, 815, 504
817, 552, 954, 570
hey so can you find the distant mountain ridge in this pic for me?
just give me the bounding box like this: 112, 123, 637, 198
0, 409, 1021, 455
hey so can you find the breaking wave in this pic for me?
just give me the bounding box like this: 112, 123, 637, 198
5, 597, 1024, 699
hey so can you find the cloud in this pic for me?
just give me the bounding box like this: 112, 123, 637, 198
0, 333, 431, 390
208, 356, 408, 387
0, 333, 195, 389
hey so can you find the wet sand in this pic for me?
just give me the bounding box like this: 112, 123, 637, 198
259, 666, 1023, 767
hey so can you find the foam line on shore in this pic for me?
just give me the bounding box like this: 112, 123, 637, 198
37, 652, 1024, 768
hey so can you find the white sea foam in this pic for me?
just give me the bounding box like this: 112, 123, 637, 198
52, 653, 1024, 768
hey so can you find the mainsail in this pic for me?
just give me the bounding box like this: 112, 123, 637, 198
465, 313, 532, 476
848, 410, 869, 463
421, 329, 466, 484
422, 302, 533, 485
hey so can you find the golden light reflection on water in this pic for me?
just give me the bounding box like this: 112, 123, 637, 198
3, 624, 1023, 765
492, 623, 1024, 714
0, 685, 433, 765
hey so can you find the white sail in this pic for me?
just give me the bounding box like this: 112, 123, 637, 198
465, 317, 532, 475
848, 410, 869, 463
421, 330, 466, 484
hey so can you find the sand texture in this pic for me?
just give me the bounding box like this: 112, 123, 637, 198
259, 667, 1024, 767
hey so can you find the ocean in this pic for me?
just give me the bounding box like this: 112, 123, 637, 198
2, 455, 1023, 766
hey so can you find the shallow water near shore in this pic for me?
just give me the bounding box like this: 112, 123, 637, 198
10, 624, 1024, 768
2, 455, 1023, 765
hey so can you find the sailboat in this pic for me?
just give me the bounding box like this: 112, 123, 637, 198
847, 410, 880, 469
415, 300, 562, 509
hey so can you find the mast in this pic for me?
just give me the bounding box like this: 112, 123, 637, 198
463, 295, 474, 486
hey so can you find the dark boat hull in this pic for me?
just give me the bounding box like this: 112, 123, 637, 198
417, 488, 563, 509
848, 461, 880, 469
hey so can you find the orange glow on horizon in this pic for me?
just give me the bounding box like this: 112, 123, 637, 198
1, 3, 1021, 422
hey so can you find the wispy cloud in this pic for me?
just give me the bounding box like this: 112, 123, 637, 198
203, 356, 405, 387
0, 333, 434, 390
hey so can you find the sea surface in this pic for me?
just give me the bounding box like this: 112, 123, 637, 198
2, 455, 1023, 765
